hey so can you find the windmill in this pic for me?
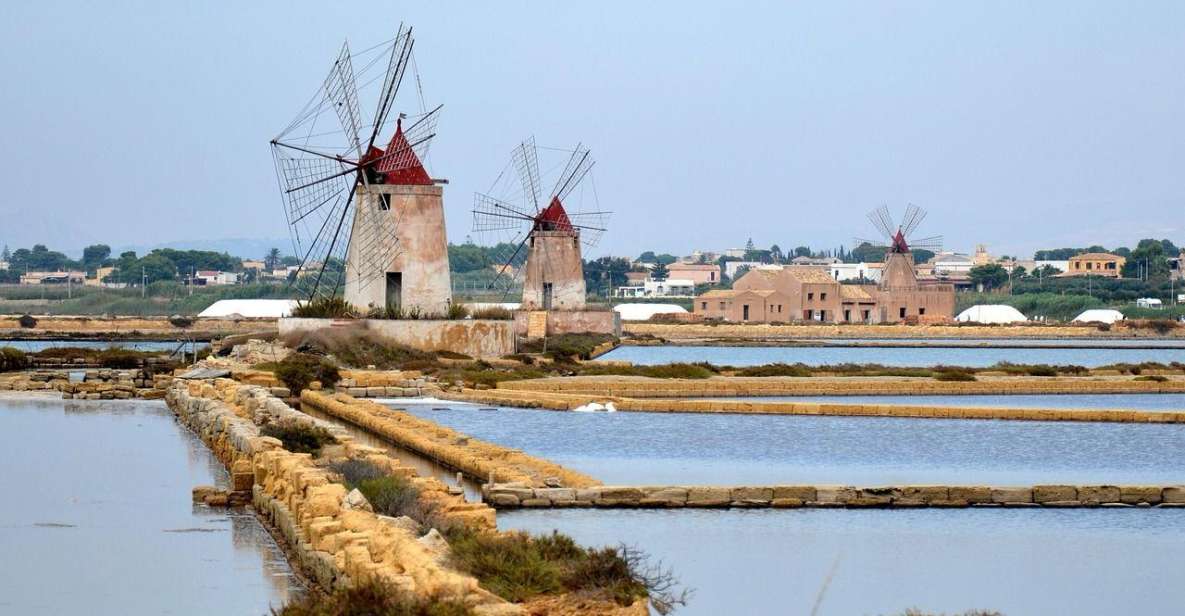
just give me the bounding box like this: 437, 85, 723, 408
270, 25, 452, 313
855, 204, 942, 288
472, 138, 609, 310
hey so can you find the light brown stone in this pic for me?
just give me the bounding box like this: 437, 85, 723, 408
686, 487, 731, 506
1076, 485, 1121, 505
1033, 485, 1077, 503
948, 486, 992, 504
772, 486, 817, 501
1162, 486, 1185, 504
991, 487, 1033, 504
1119, 486, 1162, 504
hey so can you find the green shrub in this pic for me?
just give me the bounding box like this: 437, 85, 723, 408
1127, 319, 1180, 335
1135, 375, 1169, 382
445, 529, 686, 612
273, 352, 341, 394
18, 314, 37, 328
934, 370, 977, 382
97, 348, 144, 369
273, 581, 473, 616
358, 475, 421, 519
520, 333, 617, 360
735, 363, 813, 377
469, 306, 513, 320
282, 328, 437, 370
292, 296, 357, 319
446, 302, 469, 320
435, 350, 472, 360
260, 421, 337, 455
327, 458, 389, 488
0, 347, 28, 372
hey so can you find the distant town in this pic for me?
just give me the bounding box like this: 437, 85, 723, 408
1, 236, 1182, 323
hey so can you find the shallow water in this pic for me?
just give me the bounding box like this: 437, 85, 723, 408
501, 507, 1185, 616
0, 397, 303, 615
818, 337, 1185, 347
710, 393, 1185, 411
399, 404, 1185, 486
601, 344, 1185, 367
0, 339, 206, 353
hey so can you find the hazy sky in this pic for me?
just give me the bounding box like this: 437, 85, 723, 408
2, 1, 1182, 260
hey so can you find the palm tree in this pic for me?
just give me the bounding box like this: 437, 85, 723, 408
264, 247, 281, 270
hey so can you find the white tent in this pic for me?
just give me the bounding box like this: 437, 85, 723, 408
955, 304, 1027, 324
613, 303, 688, 321
1072, 309, 1125, 324
198, 299, 298, 318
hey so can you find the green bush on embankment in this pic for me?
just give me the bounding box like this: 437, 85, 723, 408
274, 581, 473, 616
444, 528, 687, 613
519, 333, 618, 360
0, 347, 29, 372
269, 352, 341, 394
259, 421, 337, 455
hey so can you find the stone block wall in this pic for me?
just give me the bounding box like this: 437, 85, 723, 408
483, 483, 1185, 509
166, 380, 505, 608
511, 310, 621, 338
301, 390, 600, 488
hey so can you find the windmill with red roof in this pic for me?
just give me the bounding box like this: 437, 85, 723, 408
270, 25, 452, 314
472, 137, 610, 309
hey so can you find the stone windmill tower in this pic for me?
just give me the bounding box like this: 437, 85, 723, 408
472, 138, 608, 310
859, 204, 943, 289
270, 25, 452, 315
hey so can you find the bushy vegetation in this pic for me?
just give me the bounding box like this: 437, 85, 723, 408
327, 458, 390, 487
468, 306, 514, 320
519, 333, 618, 360
1135, 375, 1169, 382
357, 475, 423, 520
578, 362, 718, 380
274, 581, 473, 616
260, 420, 337, 455
29, 346, 160, 369
271, 352, 341, 394
445, 529, 687, 613
283, 328, 437, 370
292, 296, 357, 319
0, 347, 28, 372
18, 314, 37, 328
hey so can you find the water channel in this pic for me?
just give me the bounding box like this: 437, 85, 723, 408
0, 395, 303, 615
501, 507, 1185, 616
0, 339, 207, 353
392, 403, 1185, 486
705, 393, 1185, 411
601, 343, 1185, 367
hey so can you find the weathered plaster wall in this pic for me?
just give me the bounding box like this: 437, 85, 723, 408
512, 310, 620, 337
278, 319, 515, 359
344, 184, 452, 315
520, 231, 586, 310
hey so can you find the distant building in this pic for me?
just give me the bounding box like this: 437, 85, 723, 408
20, 271, 85, 285
241, 259, 266, 272
624, 271, 649, 285
1170, 251, 1185, 281
929, 252, 975, 275
723, 260, 766, 279
789, 255, 841, 266
666, 262, 720, 285
973, 244, 992, 265
0, 260, 8, 271
694, 255, 954, 324
722, 248, 746, 259
615, 278, 696, 298
830, 262, 882, 283
193, 270, 240, 286
85, 266, 116, 286
1064, 252, 1125, 278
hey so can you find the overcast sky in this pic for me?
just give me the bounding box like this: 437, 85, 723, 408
1, 1, 1182, 261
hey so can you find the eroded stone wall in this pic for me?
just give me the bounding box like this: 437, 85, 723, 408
278, 319, 515, 359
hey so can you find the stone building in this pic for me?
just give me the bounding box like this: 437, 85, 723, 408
666, 262, 721, 285
520, 201, 586, 311
344, 123, 452, 315
1063, 252, 1125, 278
693, 255, 954, 324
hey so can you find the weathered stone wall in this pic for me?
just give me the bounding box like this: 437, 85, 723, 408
166, 380, 506, 610
344, 184, 452, 315
512, 310, 621, 338
278, 319, 515, 359
454, 383, 1185, 424
497, 375, 1185, 398
520, 231, 586, 310
301, 390, 600, 488
484, 483, 1185, 509
0, 368, 171, 399
0, 315, 273, 339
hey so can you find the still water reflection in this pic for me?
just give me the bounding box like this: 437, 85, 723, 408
501, 507, 1185, 616
0, 397, 303, 615
400, 404, 1185, 486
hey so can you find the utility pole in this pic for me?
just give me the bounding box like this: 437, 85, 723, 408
141, 266, 146, 298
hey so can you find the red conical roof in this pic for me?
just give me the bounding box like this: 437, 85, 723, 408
369, 119, 432, 185
533, 197, 575, 234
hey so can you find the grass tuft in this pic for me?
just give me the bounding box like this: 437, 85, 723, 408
260, 421, 337, 455
273, 581, 473, 616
